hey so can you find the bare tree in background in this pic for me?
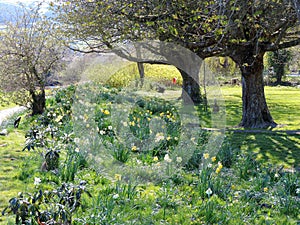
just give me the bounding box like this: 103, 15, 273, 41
0, 3, 65, 115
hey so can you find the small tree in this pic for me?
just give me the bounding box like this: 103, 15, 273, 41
267, 49, 292, 84
0, 3, 65, 115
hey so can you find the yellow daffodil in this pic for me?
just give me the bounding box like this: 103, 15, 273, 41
204, 153, 210, 159
114, 174, 122, 181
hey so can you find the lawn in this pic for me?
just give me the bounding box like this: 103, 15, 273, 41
221, 86, 300, 169
221, 86, 300, 130
0, 84, 299, 224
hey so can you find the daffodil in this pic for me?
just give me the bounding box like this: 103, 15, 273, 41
114, 174, 122, 181
164, 154, 172, 163
206, 188, 212, 196
203, 153, 210, 159
34, 177, 41, 186
176, 157, 182, 163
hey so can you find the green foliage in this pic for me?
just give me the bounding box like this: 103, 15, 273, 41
267, 49, 292, 83
1, 84, 300, 225
2, 182, 91, 224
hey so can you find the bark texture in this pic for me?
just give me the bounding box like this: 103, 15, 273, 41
231, 48, 277, 129
31, 89, 46, 115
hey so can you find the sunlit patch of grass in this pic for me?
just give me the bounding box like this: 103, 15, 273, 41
0, 103, 16, 111
221, 86, 300, 130
0, 129, 36, 224
87, 62, 182, 88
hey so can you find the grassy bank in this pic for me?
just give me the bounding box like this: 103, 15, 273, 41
0, 84, 299, 224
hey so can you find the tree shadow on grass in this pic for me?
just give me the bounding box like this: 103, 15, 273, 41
225, 131, 300, 169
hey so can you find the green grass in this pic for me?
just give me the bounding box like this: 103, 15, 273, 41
221, 86, 300, 130
0, 85, 299, 224
0, 103, 16, 111
226, 132, 300, 169
0, 130, 30, 224
144, 86, 300, 169
221, 86, 300, 169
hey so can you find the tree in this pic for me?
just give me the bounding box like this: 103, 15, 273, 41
53, 0, 300, 128
52, 0, 223, 104
0, 3, 65, 115
222, 0, 299, 128
267, 49, 292, 84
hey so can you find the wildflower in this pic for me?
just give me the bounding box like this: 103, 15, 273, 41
131, 145, 137, 151
231, 185, 235, 190
84, 114, 88, 121
274, 173, 279, 178
153, 156, 159, 162
108, 125, 113, 130
103, 109, 110, 115
217, 161, 223, 168
160, 112, 164, 117
34, 177, 41, 186
113, 194, 119, 199
207, 163, 212, 168
164, 154, 172, 163
147, 117, 151, 121
215, 162, 223, 174
206, 188, 212, 196
75, 148, 80, 153
86, 124, 90, 128
296, 188, 300, 194
114, 174, 122, 181
263, 187, 268, 192
167, 136, 171, 141
129, 121, 135, 126
99, 130, 106, 135
74, 138, 80, 144
176, 157, 182, 163
203, 153, 210, 159
211, 156, 217, 162
122, 121, 128, 127
155, 133, 165, 142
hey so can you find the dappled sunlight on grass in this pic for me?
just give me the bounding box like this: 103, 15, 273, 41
226, 132, 300, 169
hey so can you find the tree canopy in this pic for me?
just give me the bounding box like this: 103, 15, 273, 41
53, 0, 300, 128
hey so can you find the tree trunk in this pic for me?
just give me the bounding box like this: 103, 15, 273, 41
137, 62, 145, 87
275, 64, 284, 85
178, 68, 202, 105
237, 54, 277, 129
30, 89, 46, 115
